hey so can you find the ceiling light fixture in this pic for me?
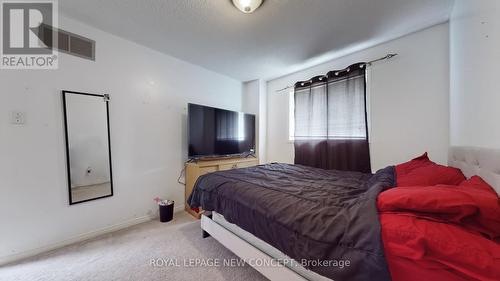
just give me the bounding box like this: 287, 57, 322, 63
232, 0, 263, 14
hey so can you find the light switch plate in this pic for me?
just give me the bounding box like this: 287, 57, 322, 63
10, 111, 26, 125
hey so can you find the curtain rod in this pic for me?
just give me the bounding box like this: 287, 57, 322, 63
275, 53, 398, 93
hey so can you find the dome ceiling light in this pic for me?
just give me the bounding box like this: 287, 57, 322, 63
232, 0, 263, 14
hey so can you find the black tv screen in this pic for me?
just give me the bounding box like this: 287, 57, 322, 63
188, 103, 256, 158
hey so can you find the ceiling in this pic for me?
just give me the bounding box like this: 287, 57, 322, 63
59, 0, 455, 81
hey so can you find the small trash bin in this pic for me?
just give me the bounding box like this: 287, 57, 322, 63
159, 201, 174, 223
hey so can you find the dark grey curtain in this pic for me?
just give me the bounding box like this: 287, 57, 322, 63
294, 63, 371, 173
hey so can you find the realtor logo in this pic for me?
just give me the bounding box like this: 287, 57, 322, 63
1, 0, 58, 69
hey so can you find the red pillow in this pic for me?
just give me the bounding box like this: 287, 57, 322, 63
395, 153, 466, 186
378, 179, 500, 239
378, 185, 478, 222
395, 152, 433, 176
460, 176, 497, 193
397, 164, 466, 187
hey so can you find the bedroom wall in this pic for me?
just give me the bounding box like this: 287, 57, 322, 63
0, 15, 242, 263
450, 0, 500, 148
266, 23, 450, 171
242, 79, 267, 163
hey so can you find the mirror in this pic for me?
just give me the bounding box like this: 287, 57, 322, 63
62, 90, 113, 204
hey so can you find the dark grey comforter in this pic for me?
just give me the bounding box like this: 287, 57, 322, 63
188, 163, 395, 281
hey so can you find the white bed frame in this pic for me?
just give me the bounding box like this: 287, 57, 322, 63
201, 146, 500, 281
201, 215, 309, 281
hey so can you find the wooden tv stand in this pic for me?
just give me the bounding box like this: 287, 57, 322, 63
185, 157, 259, 219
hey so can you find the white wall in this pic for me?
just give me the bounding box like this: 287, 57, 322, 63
267, 23, 450, 170
450, 0, 500, 148
0, 15, 242, 263
242, 79, 267, 163
258, 81, 268, 164
242, 81, 260, 115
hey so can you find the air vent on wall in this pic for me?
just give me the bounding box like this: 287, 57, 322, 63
38, 24, 95, 61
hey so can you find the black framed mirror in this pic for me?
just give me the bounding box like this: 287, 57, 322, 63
62, 90, 113, 205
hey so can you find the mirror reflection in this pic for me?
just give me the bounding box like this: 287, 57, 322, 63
63, 91, 113, 204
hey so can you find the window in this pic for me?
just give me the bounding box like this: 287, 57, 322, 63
291, 63, 371, 173
289, 74, 369, 141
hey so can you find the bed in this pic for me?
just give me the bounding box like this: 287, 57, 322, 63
188, 146, 500, 281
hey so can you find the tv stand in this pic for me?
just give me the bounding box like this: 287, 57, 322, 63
185, 157, 259, 219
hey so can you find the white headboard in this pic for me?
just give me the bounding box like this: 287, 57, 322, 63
449, 146, 500, 195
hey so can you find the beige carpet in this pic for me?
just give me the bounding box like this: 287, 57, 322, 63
0, 212, 267, 281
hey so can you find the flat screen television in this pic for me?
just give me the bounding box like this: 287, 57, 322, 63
188, 103, 256, 159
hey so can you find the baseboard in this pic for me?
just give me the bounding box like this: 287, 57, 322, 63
0, 204, 185, 266
173, 204, 185, 213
